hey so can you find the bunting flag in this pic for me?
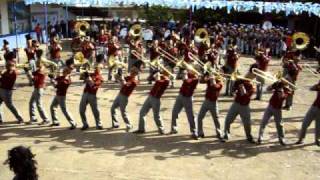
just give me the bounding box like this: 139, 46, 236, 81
24, 0, 320, 17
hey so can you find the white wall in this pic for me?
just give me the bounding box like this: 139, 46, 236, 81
30, 4, 76, 28
0, 1, 10, 35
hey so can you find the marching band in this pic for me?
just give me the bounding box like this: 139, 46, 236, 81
0, 21, 319, 147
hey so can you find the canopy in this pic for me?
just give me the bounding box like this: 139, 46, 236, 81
23, 0, 320, 17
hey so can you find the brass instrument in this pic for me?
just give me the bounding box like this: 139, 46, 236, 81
39, 58, 59, 78
302, 63, 320, 78
194, 28, 209, 44
222, 71, 261, 84
252, 68, 297, 90
292, 32, 310, 50
131, 50, 174, 77
158, 47, 201, 76
129, 24, 142, 38
75, 21, 90, 37
16, 63, 30, 70
74, 52, 86, 66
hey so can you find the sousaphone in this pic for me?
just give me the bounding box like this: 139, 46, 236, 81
292, 32, 310, 50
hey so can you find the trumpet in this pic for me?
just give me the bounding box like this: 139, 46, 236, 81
252, 68, 297, 90
158, 47, 201, 76
302, 63, 320, 78
131, 50, 175, 78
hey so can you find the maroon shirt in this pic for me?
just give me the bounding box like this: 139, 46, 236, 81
312, 83, 320, 108
33, 70, 46, 89
256, 55, 270, 71
198, 43, 208, 57
55, 76, 71, 96
50, 44, 61, 59
82, 43, 94, 59
179, 74, 198, 97
120, 76, 139, 97
107, 42, 119, 56
269, 83, 291, 109
226, 51, 238, 69
149, 76, 170, 98
98, 34, 108, 44
286, 62, 302, 81
205, 80, 223, 102
150, 47, 160, 60
25, 48, 35, 61
0, 70, 18, 90
84, 72, 103, 95
233, 80, 255, 105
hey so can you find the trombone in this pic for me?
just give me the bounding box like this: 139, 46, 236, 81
131, 50, 175, 78
158, 47, 201, 76
252, 68, 297, 90
302, 63, 320, 78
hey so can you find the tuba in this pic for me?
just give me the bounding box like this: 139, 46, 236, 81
75, 21, 90, 37
195, 28, 209, 44
292, 32, 310, 50
129, 24, 142, 38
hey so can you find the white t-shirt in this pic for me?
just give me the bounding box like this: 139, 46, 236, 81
143, 29, 154, 41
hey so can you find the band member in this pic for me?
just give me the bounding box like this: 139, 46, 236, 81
251, 49, 270, 100
50, 68, 76, 129
296, 81, 320, 146
257, 80, 292, 145
111, 66, 140, 131
79, 63, 104, 130
29, 50, 49, 124
163, 39, 177, 87
71, 34, 83, 53
106, 36, 120, 81
283, 58, 301, 110
134, 71, 170, 134
24, 34, 37, 85
223, 76, 255, 143
49, 38, 63, 67
81, 36, 95, 65
197, 40, 209, 63
205, 44, 220, 70
128, 36, 143, 72
170, 70, 199, 139
197, 73, 223, 140
147, 40, 160, 84
0, 60, 24, 124
223, 45, 239, 96
1, 40, 11, 62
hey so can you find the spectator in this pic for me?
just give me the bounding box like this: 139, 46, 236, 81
4, 146, 38, 180
34, 23, 43, 44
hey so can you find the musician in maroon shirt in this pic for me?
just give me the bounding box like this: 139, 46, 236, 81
24, 34, 37, 85
49, 38, 63, 67
29, 60, 49, 124
197, 73, 224, 140
79, 64, 104, 130
171, 70, 199, 139
297, 81, 320, 146
250, 49, 271, 100
111, 66, 140, 131
134, 71, 170, 134
106, 36, 120, 81
224, 77, 256, 143
283, 58, 302, 110
223, 45, 239, 96
50, 68, 76, 129
0, 61, 24, 124
147, 40, 161, 84
257, 80, 292, 145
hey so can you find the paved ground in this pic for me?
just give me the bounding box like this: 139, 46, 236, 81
0, 43, 319, 180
